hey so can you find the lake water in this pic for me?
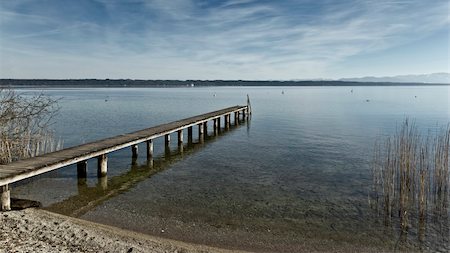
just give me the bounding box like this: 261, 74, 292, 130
11, 86, 450, 252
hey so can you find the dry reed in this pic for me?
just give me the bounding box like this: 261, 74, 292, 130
371, 119, 449, 248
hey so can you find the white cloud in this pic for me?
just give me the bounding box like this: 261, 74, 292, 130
0, 0, 448, 79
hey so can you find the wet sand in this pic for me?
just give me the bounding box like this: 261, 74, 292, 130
0, 208, 248, 253
0, 208, 398, 253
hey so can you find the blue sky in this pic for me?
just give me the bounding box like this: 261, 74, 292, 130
0, 0, 448, 80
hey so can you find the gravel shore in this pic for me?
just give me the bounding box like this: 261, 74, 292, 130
0, 208, 248, 253
0, 208, 405, 253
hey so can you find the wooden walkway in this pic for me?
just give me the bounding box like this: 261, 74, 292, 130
0, 105, 249, 211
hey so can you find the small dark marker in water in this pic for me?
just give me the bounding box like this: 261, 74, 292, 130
351, 89, 353, 93
281, 91, 284, 94
366, 99, 370, 102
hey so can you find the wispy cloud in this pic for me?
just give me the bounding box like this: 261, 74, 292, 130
0, 0, 448, 79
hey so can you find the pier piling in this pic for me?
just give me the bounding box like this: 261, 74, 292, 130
131, 145, 138, 158
213, 118, 218, 134
1, 185, 10, 211
165, 134, 171, 145
188, 126, 193, 143
146, 139, 153, 159
77, 161, 88, 178
97, 154, 108, 177
177, 130, 183, 144
203, 122, 208, 135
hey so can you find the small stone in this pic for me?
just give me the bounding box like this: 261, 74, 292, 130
127, 247, 133, 253
161, 229, 165, 233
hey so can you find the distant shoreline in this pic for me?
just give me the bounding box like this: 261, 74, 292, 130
1, 79, 449, 88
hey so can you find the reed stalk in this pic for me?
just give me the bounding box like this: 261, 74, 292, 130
371, 119, 449, 248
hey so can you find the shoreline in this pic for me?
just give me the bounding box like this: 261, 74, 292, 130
0, 208, 249, 253
0, 208, 399, 253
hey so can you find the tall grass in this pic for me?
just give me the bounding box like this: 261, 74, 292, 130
0, 88, 62, 164
371, 119, 449, 248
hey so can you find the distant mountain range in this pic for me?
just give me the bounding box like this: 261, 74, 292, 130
340, 73, 450, 84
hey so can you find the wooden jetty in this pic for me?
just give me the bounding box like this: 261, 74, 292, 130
0, 105, 250, 211
46, 123, 238, 217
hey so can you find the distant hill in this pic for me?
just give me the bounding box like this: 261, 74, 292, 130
340, 73, 450, 84
1, 77, 449, 88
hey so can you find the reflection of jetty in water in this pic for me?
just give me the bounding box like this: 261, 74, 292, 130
45, 117, 250, 217
370, 122, 450, 252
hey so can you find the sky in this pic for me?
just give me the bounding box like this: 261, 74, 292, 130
0, 0, 449, 80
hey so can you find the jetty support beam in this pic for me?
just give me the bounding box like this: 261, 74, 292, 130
224, 114, 229, 128
131, 145, 138, 158
146, 139, 153, 159
203, 122, 208, 135
188, 126, 193, 143
165, 134, 171, 145
77, 161, 88, 178
198, 123, 204, 135
1, 185, 10, 211
177, 130, 183, 144
97, 154, 108, 177
213, 118, 218, 134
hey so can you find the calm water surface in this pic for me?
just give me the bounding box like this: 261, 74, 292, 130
12, 86, 450, 252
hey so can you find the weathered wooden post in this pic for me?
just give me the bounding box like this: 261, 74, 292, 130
198, 123, 204, 135
217, 117, 221, 131
247, 94, 252, 115
224, 114, 229, 128
131, 145, 138, 158
165, 134, 171, 146
213, 118, 218, 134
97, 154, 107, 177
77, 161, 88, 178
1, 185, 10, 211
234, 111, 239, 125
188, 126, 193, 143
177, 130, 183, 144
198, 123, 204, 143
146, 139, 153, 159
203, 122, 208, 135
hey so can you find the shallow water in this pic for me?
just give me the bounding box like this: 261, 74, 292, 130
11, 86, 450, 252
